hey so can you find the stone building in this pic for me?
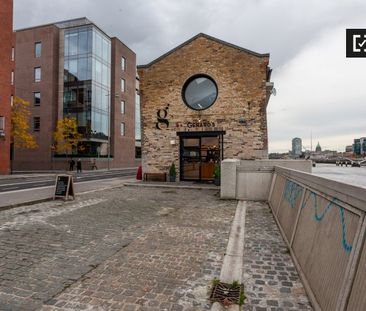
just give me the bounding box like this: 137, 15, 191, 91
292, 137, 302, 158
138, 33, 274, 181
13, 18, 137, 170
0, 0, 13, 174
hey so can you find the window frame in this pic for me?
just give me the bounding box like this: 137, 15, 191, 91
34, 67, 41, 82
121, 57, 126, 71
34, 92, 41, 106
121, 78, 125, 92
35, 42, 42, 58
33, 117, 40, 132
182, 74, 218, 111
0, 116, 5, 131
120, 122, 125, 136
121, 100, 125, 114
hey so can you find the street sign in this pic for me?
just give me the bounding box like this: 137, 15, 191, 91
54, 174, 75, 200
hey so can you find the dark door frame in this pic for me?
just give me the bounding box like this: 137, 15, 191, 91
177, 131, 225, 181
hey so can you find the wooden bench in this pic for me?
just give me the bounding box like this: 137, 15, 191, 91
143, 172, 167, 182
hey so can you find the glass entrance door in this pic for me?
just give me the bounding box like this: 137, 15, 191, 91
180, 134, 223, 181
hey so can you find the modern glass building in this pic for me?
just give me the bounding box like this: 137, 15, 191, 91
353, 137, 366, 155
63, 24, 111, 156
13, 18, 138, 170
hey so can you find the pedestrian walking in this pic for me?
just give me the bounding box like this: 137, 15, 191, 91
77, 158, 82, 173
69, 158, 75, 171
91, 158, 98, 170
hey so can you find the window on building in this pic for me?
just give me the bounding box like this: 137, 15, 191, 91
33, 117, 40, 132
10, 95, 13, 107
121, 100, 125, 114
121, 79, 125, 92
121, 57, 126, 71
120, 122, 125, 136
35, 42, 42, 58
135, 146, 141, 159
11, 47, 14, 61
0, 116, 5, 131
34, 67, 41, 82
11, 71, 14, 85
34, 92, 41, 106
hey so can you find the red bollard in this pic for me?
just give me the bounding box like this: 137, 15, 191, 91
136, 165, 142, 180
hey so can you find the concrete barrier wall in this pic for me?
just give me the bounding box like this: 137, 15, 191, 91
346, 238, 366, 311
269, 167, 366, 311
221, 159, 312, 200
276, 180, 304, 243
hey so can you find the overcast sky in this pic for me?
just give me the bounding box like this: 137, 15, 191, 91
14, 0, 366, 152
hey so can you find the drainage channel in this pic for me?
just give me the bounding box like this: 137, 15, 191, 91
211, 200, 247, 311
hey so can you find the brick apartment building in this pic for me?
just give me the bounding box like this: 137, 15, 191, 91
0, 0, 13, 174
13, 18, 137, 170
138, 33, 274, 181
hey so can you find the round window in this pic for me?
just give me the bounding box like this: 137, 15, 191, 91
182, 74, 218, 110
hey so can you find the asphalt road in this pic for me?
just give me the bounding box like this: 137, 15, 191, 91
0, 169, 136, 193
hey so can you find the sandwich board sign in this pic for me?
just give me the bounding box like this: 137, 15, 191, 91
54, 174, 75, 200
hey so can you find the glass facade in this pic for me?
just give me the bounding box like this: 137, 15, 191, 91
63, 25, 111, 156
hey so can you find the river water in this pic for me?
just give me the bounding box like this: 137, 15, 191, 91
312, 163, 366, 189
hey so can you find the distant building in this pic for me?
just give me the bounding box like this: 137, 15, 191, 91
13, 18, 137, 170
269, 152, 289, 160
315, 142, 322, 153
353, 137, 366, 156
345, 145, 353, 153
292, 137, 302, 157
0, 0, 13, 174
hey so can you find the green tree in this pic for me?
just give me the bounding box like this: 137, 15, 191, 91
11, 96, 38, 149
53, 117, 82, 156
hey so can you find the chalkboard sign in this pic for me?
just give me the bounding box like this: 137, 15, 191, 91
54, 175, 75, 200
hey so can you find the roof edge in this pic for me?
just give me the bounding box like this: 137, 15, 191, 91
14, 17, 90, 32
137, 33, 269, 69
111, 37, 136, 55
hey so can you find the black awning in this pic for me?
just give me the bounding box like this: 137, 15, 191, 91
177, 130, 225, 137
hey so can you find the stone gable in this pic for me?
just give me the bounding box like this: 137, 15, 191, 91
138, 34, 272, 178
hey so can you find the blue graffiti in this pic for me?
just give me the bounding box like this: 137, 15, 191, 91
284, 180, 303, 209
300, 190, 353, 253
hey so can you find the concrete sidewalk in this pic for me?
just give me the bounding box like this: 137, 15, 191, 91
0, 167, 138, 180
0, 177, 134, 209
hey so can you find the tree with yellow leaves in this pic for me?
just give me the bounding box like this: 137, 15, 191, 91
53, 117, 82, 156
11, 96, 38, 149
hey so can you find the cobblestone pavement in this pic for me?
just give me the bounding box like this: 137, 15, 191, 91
0, 186, 236, 311
242, 201, 312, 311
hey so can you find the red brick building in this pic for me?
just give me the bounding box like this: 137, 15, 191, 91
13, 18, 137, 170
0, 0, 13, 174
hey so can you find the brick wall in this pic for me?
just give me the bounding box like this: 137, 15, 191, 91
12, 25, 60, 170
110, 38, 137, 168
138, 34, 271, 178
0, 0, 13, 174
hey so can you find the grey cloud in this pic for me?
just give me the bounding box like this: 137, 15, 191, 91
13, 0, 366, 151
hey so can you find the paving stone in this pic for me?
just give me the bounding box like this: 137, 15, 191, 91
0, 188, 313, 310
0, 187, 235, 310
242, 201, 312, 310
